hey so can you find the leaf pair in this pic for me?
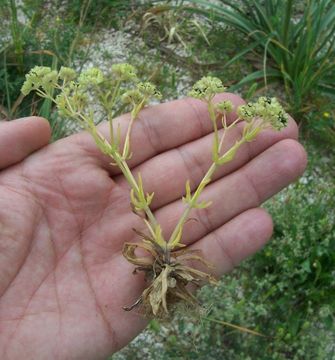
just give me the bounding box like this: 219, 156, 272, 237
182, 180, 212, 209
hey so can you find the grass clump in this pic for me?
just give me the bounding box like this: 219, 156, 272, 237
188, 0, 335, 121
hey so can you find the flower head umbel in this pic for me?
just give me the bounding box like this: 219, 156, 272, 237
55, 85, 88, 117
238, 97, 288, 130
59, 67, 77, 82
21, 66, 55, 95
122, 82, 161, 119
253, 96, 288, 130
188, 76, 226, 101
112, 63, 137, 81
78, 67, 104, 88
40, 70, 59, 93
122, 83, 161, 106
237, 103, 256, 122
121, 89, 144, 106
215, 100, 233, 114
137, 82, 162, 100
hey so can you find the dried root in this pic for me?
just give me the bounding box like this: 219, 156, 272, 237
122, 231, 217, 319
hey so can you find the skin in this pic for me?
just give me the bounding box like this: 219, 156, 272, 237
0, 94, 307, 360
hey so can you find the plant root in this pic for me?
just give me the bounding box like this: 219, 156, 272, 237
122, 232, 217, 319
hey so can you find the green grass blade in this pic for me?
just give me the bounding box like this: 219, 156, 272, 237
229, 69, 282, 91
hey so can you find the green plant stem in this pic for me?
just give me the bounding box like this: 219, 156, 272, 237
168, 161, 218, 247
73, 109, 159, 233
110, 79, 121, 116
208, 100, 220, 158
122, 115, 135, 159
108, 112, 115, 145
168, 117, 245, 248
114, 154, 158, 230
46, 87, 158, 232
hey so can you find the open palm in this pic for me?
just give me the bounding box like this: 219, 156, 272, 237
0, 94, 306, 360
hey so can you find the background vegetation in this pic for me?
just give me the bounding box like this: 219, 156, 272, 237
0, 0, 334, 359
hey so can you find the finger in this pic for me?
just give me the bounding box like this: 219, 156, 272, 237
188, 208, 273, 277
0, 117, 51, 170
73, 94, 245, 174
115, 116, 298, 209
154, 139, 307, 245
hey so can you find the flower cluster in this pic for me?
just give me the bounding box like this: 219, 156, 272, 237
111, 63, 137, 81
21, 64, 162, 120
21, 66, 59, 96
21, 66, 105, 97
59, 67, 76, 82
238, 97, 288, 130
122, 82, 161, 107
121, 89, 143, 105
55, 84, 88, 117
78, 68, 104, 88
215, 100, 233, 114
188, 76, 227, 101
237, 103, 255, 122
137, 82, 162, 99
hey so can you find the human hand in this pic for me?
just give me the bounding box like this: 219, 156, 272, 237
0, 94, 306, 360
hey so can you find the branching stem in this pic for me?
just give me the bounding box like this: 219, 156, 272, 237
168, 102, 244, 248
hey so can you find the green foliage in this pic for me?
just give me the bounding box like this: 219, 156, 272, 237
188, 0, 335, 119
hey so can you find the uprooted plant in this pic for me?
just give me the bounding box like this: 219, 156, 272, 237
21, 64, 288, 318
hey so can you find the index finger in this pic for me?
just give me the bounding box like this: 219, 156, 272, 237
72, 93, 245, 175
